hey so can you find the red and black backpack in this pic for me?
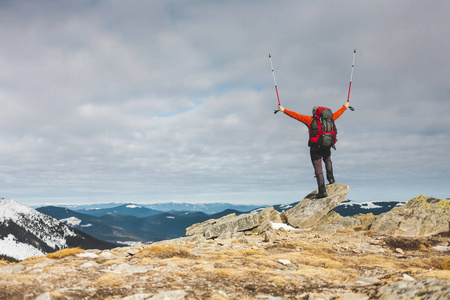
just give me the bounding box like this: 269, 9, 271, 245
308, 107, 337, 148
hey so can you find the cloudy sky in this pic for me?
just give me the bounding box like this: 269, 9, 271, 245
1, 0, 449, 206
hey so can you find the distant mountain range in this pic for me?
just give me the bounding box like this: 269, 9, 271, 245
34, 202, 263, 215
36, 206, 243, 245
0, 198, 117, 261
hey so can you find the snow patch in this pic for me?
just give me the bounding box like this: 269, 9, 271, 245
271, 223, 311, 232
0, 234, 45, 260
166, 216, 175, 219
360, 202, 382, 209
279, 204, 293, 209
60, 217, 82, 226
126, 204, 142, 209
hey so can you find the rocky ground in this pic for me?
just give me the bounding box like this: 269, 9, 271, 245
1, 228, 450, 299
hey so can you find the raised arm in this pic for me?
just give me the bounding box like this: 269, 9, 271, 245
333, 101, 350, 120
279, 105, 312, 126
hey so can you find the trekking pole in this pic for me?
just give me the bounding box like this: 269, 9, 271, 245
269, 54, 281, 114
347, 49, 356, 111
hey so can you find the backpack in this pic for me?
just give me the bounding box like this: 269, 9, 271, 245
308, 107, 337, 148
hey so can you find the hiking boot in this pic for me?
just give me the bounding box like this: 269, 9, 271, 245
316, 185, 328, 199
327, 173, 335, 184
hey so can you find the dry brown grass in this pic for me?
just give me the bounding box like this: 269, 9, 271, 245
275, 251, 342, 269
293, 266, 358, 284
424, 270, 450, 280
21, 256, 46, 265
353, 225, 366, 231
96, 274, 125, 288
344, 254, 402, 271
219, 248, 268, 258
102, 258, 126, 266
336, 229, 354, 234
0, 260, 9, 265
46, 248, 85, 259
362, 230, 374, 236
133, 244, 195, 259
419, 256, 450, 270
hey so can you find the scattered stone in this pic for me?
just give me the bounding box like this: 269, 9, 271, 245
255, 295, 284, 300
356, 277, 381, 286
356, 243, 385, 253
278, 259, 292, 266
80, 262, 97, 268
35, 293, 52, 300
433, 244, 450, 252
339, 293, 369, 300
148, 290, 187, 300
121, 293, 153, 300
263, 230, 274, 243
403, 274, 416, 281
99, 251, 116, 260
395, 248, 404, 254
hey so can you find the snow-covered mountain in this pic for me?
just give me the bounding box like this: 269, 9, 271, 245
0, 198, 117, 260
76, 203, 163, 217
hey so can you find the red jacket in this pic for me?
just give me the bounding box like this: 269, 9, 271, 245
284, 105, 347, 134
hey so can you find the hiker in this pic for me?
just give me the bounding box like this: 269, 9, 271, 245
278, 101, 350, 198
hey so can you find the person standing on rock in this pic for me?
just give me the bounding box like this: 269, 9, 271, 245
277, 101, 350, 198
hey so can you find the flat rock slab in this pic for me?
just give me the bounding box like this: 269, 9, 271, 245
285, 184, 350, 229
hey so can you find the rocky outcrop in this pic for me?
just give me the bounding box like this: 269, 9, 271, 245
371, 195, 450, 237
186, 187, 449, 240
185, 207, 281, 239
285, 184, 350, 229
186, 184, 351, 238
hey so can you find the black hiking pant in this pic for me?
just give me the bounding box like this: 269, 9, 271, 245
310, 146, 333, 188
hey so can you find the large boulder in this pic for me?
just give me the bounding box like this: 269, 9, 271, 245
185, 214, 237, 237
203, 212, 259, 239
185, 207, 282, 239
371, 195, 450, 237
284, 184, 350, 229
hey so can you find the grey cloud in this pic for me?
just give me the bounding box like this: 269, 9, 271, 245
0, 0, 449, 205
